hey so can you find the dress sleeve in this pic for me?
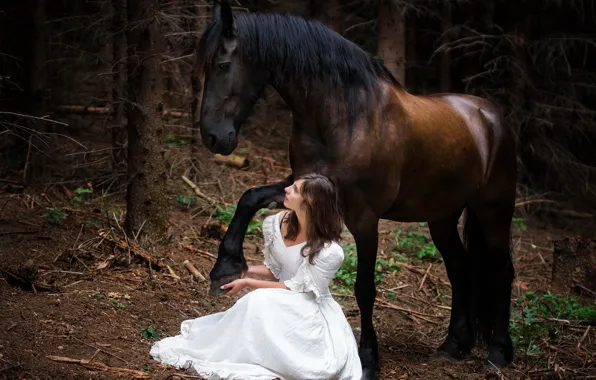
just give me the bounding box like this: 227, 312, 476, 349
262, 214, 282, 280
283, 243, 344, 301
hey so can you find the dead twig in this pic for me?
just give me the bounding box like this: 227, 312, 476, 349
46, 356, 148, 379
166, 264, 181, 280
419, 263, 432, 290
183, 260, 206, 281
332, 292, 442, 319
98, 229, 166, 269
578, 325, 591, 350
182, 243, 260, 262
70, 336, 129, 366
181, 175, 218, 205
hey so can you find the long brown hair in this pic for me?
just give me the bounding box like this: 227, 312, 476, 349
282, 173, 344, 264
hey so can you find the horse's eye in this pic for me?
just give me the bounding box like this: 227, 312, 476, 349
218, 62, 231, 71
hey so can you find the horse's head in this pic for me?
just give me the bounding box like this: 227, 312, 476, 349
196, 0, 269, 155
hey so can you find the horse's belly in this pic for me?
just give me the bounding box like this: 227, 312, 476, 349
382, 165, 483, 222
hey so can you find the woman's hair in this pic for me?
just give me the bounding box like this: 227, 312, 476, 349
282, 173, 344, 264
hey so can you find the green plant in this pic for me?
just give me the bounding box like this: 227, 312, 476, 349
393, 226, 440, 261
86, 219, 100, 228
140, 325, 159, 340
72, 187, 93, 205
512, 217, 527, 231
332, 243, 400, 294
165, 133, 191, 147
43, 207, 66, 224
176, 194, 197, 206
510, 291, 596, 354
214, 204, 265, 235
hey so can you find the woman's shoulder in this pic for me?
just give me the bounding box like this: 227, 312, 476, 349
262, 212, 281, 245
318, 241, 344, 260
263, 211, 288, 224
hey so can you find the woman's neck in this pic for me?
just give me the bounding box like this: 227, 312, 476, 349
294, 209, 307, 234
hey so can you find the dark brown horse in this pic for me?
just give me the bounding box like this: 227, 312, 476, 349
195, 1, 517, 378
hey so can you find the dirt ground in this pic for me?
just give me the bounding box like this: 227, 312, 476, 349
1, 100, 595, 380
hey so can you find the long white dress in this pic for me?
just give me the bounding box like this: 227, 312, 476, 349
150, 212, 363, 380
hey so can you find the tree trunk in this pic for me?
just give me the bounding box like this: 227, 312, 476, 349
377, 0, 406, 86
190, 1, 206, 179
440, 1, 452, 93
112, 0, 128, 169
125, 0, 169, 241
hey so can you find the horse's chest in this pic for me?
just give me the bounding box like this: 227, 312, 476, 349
289, 136, 334, 173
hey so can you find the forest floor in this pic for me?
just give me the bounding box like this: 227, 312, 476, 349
1, 100, 595, 380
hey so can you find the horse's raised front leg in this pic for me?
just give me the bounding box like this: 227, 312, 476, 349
345, 210, 380, 380
209, 175, 293, 296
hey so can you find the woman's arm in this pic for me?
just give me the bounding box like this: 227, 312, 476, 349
221, 277, 289, 296
246, 264, 277, 281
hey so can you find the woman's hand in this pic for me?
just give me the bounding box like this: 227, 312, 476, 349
221, 279, 248, 296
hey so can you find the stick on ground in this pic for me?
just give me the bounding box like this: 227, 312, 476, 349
46, 356, 150, 379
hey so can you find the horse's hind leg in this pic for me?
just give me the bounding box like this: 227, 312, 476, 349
467, 200, 515, 369
428, 208, 474, 360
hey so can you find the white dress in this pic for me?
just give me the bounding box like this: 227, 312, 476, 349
150, 212, 363, 380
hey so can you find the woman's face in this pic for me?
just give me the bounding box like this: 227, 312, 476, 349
283, 179, 305, 211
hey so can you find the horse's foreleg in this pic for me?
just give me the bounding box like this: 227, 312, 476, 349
347, 214, 380, 380
209, 175, 293, 296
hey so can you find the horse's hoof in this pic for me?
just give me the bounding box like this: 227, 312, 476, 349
209, 273, 242, 296
435, 341, 469, 361
484, 348, 513, 370
361, 368, 379, 380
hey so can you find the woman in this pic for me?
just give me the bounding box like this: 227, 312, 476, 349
150, 173, 362, 380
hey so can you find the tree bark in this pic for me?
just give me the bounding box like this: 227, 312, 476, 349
190, 1, 206, 178
377, 0, 406, 86
125, 0, 169, 241
112, 0, 128, 168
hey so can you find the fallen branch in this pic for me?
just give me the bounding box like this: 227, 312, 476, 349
419, 263, 432, 290
332, 293, 442, 319
183, 244, 261, 262
215, 153, 249, 169
98, 229, 166, 269
53, 105, 190, 119
181, 176, 218, 205
166, 264, 181, 280
515, 199, 557, 207
183, 260, 206, 281
182, 244, 217, 260
46, 356, 149, 379
400, 262, 450, 286
578, 325, 591, 350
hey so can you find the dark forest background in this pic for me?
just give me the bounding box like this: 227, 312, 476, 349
1, 0, 595, 236
1, 2, 595, 379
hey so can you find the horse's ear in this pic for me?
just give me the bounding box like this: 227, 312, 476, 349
219, 0, 236, 37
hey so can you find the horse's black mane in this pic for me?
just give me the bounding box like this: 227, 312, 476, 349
199, 11, 400, 124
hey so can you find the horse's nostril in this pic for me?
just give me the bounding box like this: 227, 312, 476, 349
207, 134, 217, 149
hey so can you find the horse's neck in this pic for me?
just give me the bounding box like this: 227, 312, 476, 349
274, 82, 342, 140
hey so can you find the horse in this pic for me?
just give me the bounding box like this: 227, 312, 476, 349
195, 1, 517, 378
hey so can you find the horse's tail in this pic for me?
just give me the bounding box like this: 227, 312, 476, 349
462, 206, 493, 345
